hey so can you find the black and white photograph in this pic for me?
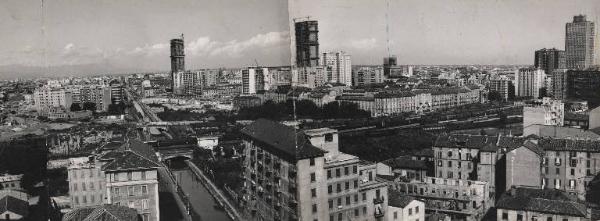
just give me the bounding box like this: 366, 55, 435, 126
1, 0, 600, 221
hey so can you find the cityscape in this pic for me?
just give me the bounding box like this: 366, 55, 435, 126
2, 1, 600, 221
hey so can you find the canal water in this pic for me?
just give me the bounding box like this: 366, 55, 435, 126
172, 168, 232, 221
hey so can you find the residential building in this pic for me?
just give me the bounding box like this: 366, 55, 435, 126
352, 66, 386, 86
566, 70, 600, 108
534, 48, 565, 79
522, 98, 565, 128
170, 36, 185, 91
551, 69, 568, 100
487, 78, 514, 101
386, 192, 425, 221
378, 156, 429, 182
67, 141, 161, 221
0, 194, 28, 220
295, 20, 319, 67
0, 174, 23, 191
565, 15, 595, 70
496, 187, 594, 221
504, 142, 544, 191
239, 119, 389, 221
515, 68, 546, 98
242, 67, 269, 95
320, 51, 352, 86
33, 88, 73, 111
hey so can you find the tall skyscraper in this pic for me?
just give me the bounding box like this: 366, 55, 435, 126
295, 20, 319, 67
565, 15, 595, 70
242, 67, 268, 95
534, 48, 565, 76
170, 35, 185, 91
567, 70, 600, 108
320, 51, 352, 86
383, 56, 397, 77
515, 68, 546, 98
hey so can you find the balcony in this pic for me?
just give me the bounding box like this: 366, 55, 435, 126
373, 196, 385, 204
374, 205, 385, 218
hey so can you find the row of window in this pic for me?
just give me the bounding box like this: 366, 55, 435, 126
72, 194, 102, 205
436, 160, 472, 169
328, 206, 369, 221
327, 180, 359, 194
326, 165, 358, 179
501, 212, 570, 221
392, 206, 420, 219
327, 192, 367, 209
70, 168, 102, 180
72, 181, 102, 192
114, 199, 150, 210
113, 185, 149, 197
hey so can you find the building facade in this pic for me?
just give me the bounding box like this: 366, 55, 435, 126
534, 48, 565, 78
515, 68, 546, 98
566, 70, 600, 108
295, 20, 319, 67
565, 15, 595, 70
33, 88, 73, 112
320, 51, 352, 86
170, 36, 185, 91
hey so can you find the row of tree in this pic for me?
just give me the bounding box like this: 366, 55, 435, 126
237, 100, 371, 120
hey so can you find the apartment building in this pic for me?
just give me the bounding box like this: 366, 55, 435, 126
240, 119, 389, 221
522, 98, 565, 128
67, 140, 161, 221
496, 187, 594, 221
33, 88, 73, 111
386, 192, 424, 221
391, 176, 490, 221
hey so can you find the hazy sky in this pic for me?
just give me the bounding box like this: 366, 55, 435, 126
0, 0, 290, 73
290, 0, 600, 65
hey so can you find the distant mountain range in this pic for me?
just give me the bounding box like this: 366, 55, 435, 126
0, 64, 164, 80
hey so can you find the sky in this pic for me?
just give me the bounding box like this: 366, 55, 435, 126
0, 0, 290, 77
289, 0, 600, 65
1, 0, 599, 78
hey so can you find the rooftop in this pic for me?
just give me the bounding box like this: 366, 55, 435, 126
496, 187, 587, 217
240, 119, 327, 162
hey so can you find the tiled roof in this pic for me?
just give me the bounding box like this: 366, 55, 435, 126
382, 156, 428, 170
496, 187, 587, 217
62, 205, 139, 221
240, 119, 327, 162
374, 91, 415, 98
0, 195, 28, 217
388, 190, 417, 208
336, 96, 374, 101
101, 150, 161, 172
434, 134, 525, 151
538, 138, 600, 152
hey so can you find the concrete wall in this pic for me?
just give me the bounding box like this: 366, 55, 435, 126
505, 147, 541, 191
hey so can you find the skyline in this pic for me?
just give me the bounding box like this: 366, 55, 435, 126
0, 0, 599, 79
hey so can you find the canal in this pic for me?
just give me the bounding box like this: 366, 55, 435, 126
172, 168, 232, 221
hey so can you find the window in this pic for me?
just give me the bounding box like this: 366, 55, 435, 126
89, 182, 94, 190
74, 196, 79, 205
354, 209, 359, 217
502, 212, 508, 220
571, 169, 575, 176
311, 173, 316, 182
338, 213, 342, 221
353, 165, 357, 174
555, 157, 561, 166
344, 167, 349, 175
141, 171, 146, 180
416, 206, 419, 213
556, 168, 560, 175
114, 187, 119, 195
336, 169, 341, 177
345, 182, 349, 190
325, 133, 333, 142
310, 158, 315, 166
82, 195, 87, 204
128, 186, 134, 196
337, 184, 341, 193
447, 161, 452, 167
327, 170, 332, 179
128, 201, 135, 208
447, 172, 453, 179
354, 194, 358, 202
346, 196, 350, 205
142, 185, 148, 194
329, 200, 333, 209
142, 199, 148, 209
73, 183, 78, 191
362, 192, 366, 201
127, 172, 132, 181
547, 218, 553, 221
328, 185, 332, 194
517, 214, 523, 221
437, 160, 442, 167
337, 198, 342, 206
363, 207, 367, 215
354, 180, 358, 188
409, 208, 412, 215
90, 195, 95, 203
82, 183, 86, 191
311, 188, 316, 198
394, 211, 398, 219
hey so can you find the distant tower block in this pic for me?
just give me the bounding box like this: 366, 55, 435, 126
170, 35, 185, 74
294, 19, 319, 67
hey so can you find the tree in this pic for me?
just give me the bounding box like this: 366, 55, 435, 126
82, 102, 97, 111
70, 103, 82, 112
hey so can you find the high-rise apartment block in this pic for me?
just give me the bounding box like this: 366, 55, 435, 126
242, 67, 269, 95
565, 15, 595, 70
240, 119, 389, 221
352, 66, 386, 86
566, 70, 600, 108
551, 69, 568, 100
33, 88, 73, 111
515, 68, 546, 98
487, 77, 514, 101
171, 36, 186, 92
534, 48, 565, 76
295, 20, 319, 67
320, 51, 352, 86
